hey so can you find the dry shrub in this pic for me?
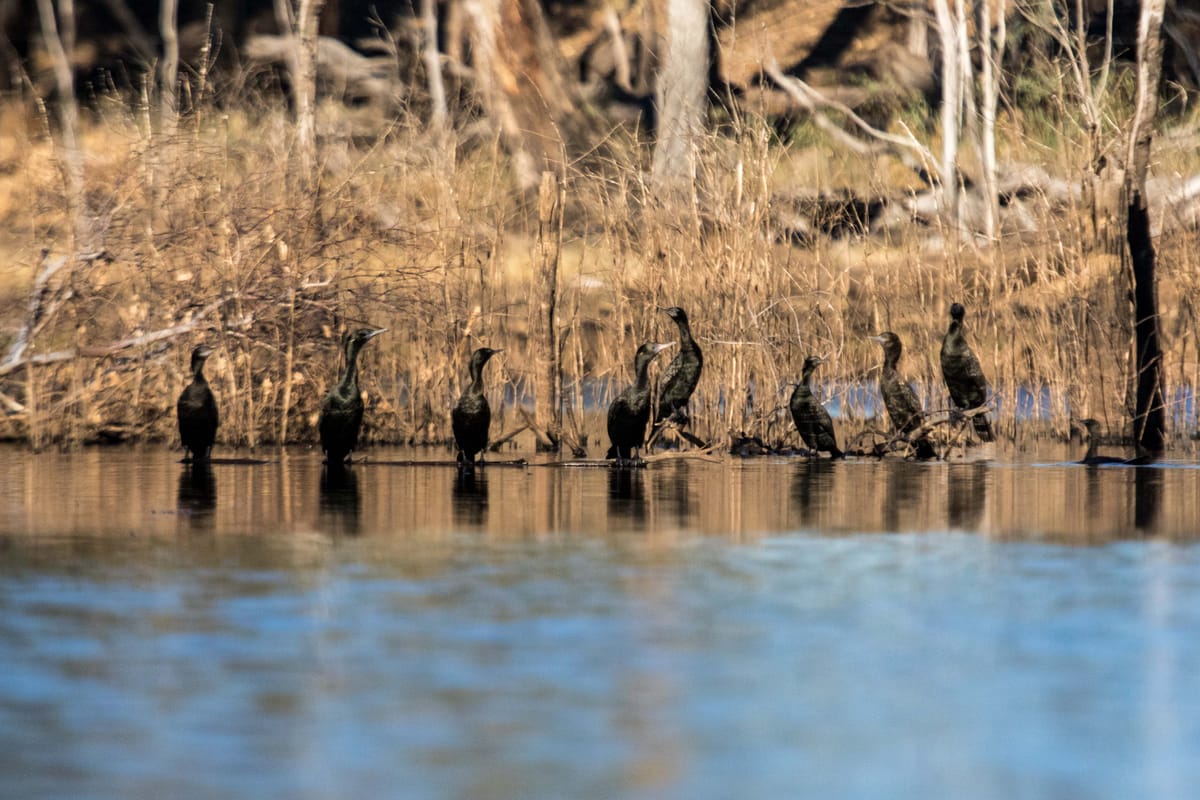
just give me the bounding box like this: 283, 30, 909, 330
2, 88, 1198, 453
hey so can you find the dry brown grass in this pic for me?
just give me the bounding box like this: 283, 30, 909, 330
1, 88, 1198, 454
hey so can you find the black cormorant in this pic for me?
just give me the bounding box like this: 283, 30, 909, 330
319, 327, 386, 464
870, 332, 937, 459
452, 347, 502, 467
177, 344, 218, 462
790, 355, 844, 459
607, 341, 674, 463
1074, 418, 1127, 465
940, 302, 994, 442
656, 306, 703, 424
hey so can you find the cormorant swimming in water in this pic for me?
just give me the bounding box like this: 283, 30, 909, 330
790, 355, 844, 459
452, 347, 502, 468
656, 306, 703, 425
940, 302, 994, 442
870, 332, 937, 459
1074, 418, 1128, 465
319, 327, 386, 465
177, 344, 218, 462
607, 341, 674, 464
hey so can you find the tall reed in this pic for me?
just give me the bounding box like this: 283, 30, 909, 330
0, 87, 1196, 452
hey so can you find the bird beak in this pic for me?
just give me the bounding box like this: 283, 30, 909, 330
196, 345, 216, 359
652, 342, 675, 354
366, 328, 387, 339
868, 335, 886, 344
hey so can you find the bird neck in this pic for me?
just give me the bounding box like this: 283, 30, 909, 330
674, 320, 695, 348
339, 342, 362, 392
882, 348, 901, 372
947, 320, 963, 340
801, 365, 817, 388
191, 358, 208, 384
1084, 431, 1098, 461
634, 357, 654, 390
467, 359, 487, 394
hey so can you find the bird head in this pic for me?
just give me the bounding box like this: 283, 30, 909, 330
659, 306, 688, 325
634, 341, 674, 367
353, 327, 387, 343
949, 302, 966, 322
474, 347, 502, 363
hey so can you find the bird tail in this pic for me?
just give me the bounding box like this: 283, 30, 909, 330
973, 414, 994, 442
914, 438, 937, 460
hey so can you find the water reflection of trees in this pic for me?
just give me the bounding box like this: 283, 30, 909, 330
1133, 468, 1162, 532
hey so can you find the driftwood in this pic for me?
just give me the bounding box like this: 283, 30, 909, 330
0, 297, 230, 380
243, 34, 398, 104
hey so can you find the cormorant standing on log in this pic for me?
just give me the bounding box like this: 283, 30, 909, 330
177, 344, 218, 462
656, 306, 703, 425
319, 327, 386, 465
1074, 418, 1127, 465
870, 332, 937, 459
790, 355, 844, 459
940, 302, 994, 442
452, 347, 502, 468
607, 341, 674, 464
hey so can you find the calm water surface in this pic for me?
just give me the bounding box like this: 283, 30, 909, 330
2, 445, 1200, 799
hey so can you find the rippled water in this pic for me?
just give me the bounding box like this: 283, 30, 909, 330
2, 446, 1200, 799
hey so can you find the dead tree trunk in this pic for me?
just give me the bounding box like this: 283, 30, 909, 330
274, 0, 323, 183
35, 0, 83, 251
466, 0, 576, 191
931, 0, 962, 227
531, 171, 563, 451
419, 0, 447, 130
1125, 0, 1167, 457
976, 0, 1006, 243
159, 0, 180, 136
651, 0, 709, 188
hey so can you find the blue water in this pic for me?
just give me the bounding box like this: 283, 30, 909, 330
1, 448, 1199, 799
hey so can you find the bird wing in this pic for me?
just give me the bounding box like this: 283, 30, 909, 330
884, 376, 924, 434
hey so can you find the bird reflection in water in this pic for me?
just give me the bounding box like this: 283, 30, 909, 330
790, 458, 835, 528
177, 463, 217, 529
452, 469, 489, 528
607, 467, 647, 524
947, 464, 988, 531
1133, 467, 1162, 532
320, 465, 361, 534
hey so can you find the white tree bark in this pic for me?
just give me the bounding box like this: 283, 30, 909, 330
977, 0, 1008, 242
159, 0, 180, 136
420, 0, 448, 130
1126, 0, 1166, 192
274, 0, 323, 181
931, 0, 961, 226
36, 0, 84, 250
651, 0, 709, 186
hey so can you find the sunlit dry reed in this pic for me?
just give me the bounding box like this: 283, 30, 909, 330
1, 87, 1197, 453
